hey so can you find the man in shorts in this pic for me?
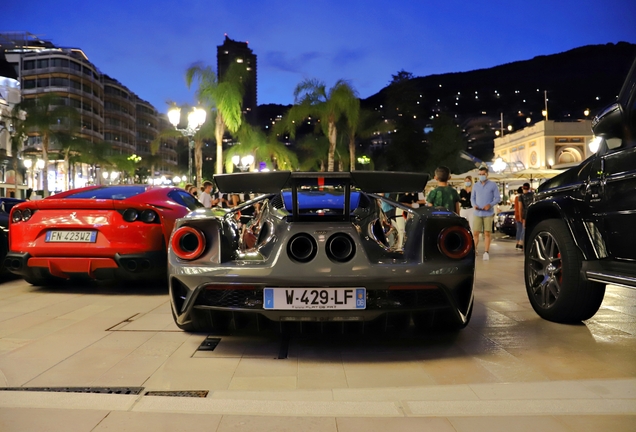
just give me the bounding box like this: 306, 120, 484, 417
470, 166, 500, 261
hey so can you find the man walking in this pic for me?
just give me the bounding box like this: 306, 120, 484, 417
470, 166, 500, 261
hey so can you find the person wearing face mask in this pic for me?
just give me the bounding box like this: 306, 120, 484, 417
470, 166, 500, 261
459, 176, 474, 231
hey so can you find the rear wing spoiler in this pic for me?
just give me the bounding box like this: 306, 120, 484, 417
214, 171, 429, 222
214, 171, 429, 194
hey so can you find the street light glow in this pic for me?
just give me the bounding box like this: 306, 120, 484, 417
168, 107, 180, 127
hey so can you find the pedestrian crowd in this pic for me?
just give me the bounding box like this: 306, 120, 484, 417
183, 182, 248, 209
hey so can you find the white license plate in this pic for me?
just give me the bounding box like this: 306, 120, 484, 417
263, 288, 366, 310
45, 231, 97, 243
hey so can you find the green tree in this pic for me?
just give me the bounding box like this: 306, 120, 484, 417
281, 79, 359, 172
341, 108, 391, 170
225, 124, 298, 173
74, 140, 113, 185
17, 94, 79, 196
426, 114, 472, 174
186, 62, 246, 175
296, 135, 330, 172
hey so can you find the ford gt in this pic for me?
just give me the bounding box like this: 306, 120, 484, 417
168, 171, 475, 333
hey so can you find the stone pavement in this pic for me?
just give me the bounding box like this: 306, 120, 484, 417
0, 235, 634, 431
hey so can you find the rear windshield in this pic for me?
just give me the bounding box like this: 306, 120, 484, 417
64, 186, 147, 200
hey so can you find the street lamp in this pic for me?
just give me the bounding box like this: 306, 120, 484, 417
232, 154, 254, 172
168, 105, 206, 184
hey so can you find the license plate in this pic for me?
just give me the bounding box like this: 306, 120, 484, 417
45, 231, 97, 243
263, 288, 366, 310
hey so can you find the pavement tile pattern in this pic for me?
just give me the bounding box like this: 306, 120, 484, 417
0, 235, 634, 431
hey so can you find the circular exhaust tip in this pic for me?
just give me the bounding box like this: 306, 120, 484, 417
326, 234, 355, 263
10, 259, 21, 270
287, 233, 317, 263
125, 260, 138, 272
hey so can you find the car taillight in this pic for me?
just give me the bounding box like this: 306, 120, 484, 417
122, 208, 159, 223
438, 226, 473, 259
11, 209, 22, 223
171, 226, 206, 260
11, 208, 37, 223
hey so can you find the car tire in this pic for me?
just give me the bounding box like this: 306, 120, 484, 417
525, 219, 605, 323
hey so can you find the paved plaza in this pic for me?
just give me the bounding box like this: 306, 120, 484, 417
0, 235, 634, 431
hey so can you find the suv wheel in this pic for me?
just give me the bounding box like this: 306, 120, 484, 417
525, 219, 605, 323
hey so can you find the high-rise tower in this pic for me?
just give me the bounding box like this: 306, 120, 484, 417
217, 35, 257, 124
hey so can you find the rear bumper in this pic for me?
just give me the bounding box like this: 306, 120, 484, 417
170, 272, 474, 326
5, 251, 167, 281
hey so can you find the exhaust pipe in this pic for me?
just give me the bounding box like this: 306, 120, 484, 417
326, 234, 355, 263
287, 233, 317, 263
10, 259, 22, 271
125, 260, 138, 272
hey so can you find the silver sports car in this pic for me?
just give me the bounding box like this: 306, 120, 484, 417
168, 171, 475, 332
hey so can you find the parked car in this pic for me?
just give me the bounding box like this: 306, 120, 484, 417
495, 210, 516, 237
5, 185, 201, 285
524, 57, 636, 323
169, 171, 475, 332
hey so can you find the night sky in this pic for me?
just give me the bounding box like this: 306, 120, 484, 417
5, 0, 635, 113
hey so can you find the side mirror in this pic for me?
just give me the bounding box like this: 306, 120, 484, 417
592, 103, 623, 138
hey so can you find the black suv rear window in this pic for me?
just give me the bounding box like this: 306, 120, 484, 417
64, 186, 147, 200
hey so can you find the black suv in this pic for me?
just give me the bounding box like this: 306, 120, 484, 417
524, 58, 636, 323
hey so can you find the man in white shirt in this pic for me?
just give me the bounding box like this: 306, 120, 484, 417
198, 181, 215, 208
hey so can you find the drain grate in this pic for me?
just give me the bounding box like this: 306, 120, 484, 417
145, 390, 209, 398
0, 387, 144, 395
197, 336, 221, 351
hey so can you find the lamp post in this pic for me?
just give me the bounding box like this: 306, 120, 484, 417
232, 154, 254, 172
167, 106, 206, 185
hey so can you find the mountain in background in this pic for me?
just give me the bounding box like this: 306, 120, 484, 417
363, 41, 636, 159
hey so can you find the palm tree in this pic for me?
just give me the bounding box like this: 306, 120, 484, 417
17, 94, 78, 196
281, 79, 359, 172
342, 108, 391, 170
186, 62, 246, 174
191, 120, 215, 188
74, 140, 112, 185
224, 124, 298, 173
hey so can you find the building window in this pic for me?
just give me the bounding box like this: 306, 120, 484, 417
23, 60, 35, 70
37, 59, 49, 68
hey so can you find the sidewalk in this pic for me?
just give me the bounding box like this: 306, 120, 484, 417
0, 236, 634, 431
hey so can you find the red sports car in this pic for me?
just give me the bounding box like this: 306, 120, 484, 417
5, 185, 201, 285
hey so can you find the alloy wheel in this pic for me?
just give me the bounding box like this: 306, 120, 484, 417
527, 231, 562, 309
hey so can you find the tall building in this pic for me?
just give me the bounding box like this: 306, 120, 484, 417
217, 35, 257, 124
0, 31, 178, 191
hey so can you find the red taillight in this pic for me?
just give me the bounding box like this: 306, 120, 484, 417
171, 226, 206, 260
438, 226, 473, 259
